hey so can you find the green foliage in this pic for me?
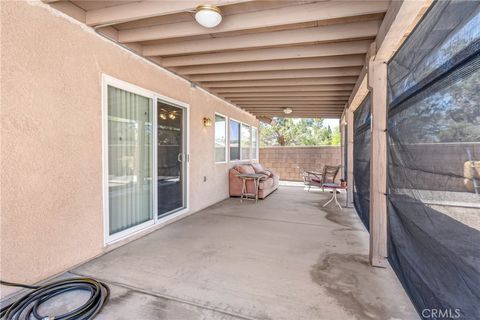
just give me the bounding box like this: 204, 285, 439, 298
260, 118, 341, 146
393, 67, 480, 144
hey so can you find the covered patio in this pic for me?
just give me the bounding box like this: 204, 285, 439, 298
1, 0, 479, 319
60, 186, 415, 320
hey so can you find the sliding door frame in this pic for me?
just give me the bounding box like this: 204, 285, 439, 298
102, 74, 190, 245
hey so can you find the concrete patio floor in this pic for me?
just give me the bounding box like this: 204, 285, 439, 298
7, 185, 418, 320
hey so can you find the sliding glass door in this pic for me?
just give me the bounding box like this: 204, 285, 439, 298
104, 76, 189, 242
107, 85, 153, 236
156, 101, 187, 217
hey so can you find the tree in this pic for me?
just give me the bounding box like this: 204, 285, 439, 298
260, 117, 341, 146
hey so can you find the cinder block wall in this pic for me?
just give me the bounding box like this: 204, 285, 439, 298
259, 146, 341, 181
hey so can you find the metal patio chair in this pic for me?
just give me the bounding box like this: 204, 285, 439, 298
303, 165, 341, 192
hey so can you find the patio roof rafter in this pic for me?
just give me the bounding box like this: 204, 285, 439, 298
236, 102, 346, 107
201, 77, 358, 88
229, 100, 348, 105
85, 0, 255, 27
189, 67, 363, 82
173, 55, 365, 75
142, 20, 381, 56
161, 40, 372, 67
228, 96, 348, 102
118, 1, 389, 43
48, 0, 396, 118
223, 92, 352, 98
212, 84, 355, 93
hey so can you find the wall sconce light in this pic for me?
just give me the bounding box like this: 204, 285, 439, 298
203, 117, 212, 127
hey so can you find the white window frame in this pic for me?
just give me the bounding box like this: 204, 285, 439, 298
251, 126, 259, 160
229, 118, 242, 162
102, 74, 190, 245
240, 123, 252, 161
214, 112, 228, 164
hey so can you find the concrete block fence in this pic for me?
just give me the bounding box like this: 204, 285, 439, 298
259, 146, 341, 181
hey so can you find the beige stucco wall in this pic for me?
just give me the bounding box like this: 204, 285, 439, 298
0, 1, 258, 290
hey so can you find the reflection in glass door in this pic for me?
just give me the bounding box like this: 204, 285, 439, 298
157, 100, 186, 217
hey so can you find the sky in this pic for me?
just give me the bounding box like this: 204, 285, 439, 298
323, 118, 340, 129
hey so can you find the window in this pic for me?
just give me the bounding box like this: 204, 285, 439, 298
215, 114, 227, 163
229, 120, 240, 161
241, 124, 251, 160
251, 127, 258, 159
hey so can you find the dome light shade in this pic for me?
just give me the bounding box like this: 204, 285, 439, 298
283, 107, 293, 114
195, 5, 222, 28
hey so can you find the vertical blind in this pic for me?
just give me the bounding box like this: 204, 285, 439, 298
108, 85, 153, 235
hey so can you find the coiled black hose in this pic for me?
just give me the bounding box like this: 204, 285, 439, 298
0, 278, 109, 320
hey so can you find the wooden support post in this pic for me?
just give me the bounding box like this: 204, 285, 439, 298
342, 0, 431, 268
368, 48, 388, 268
346, 108, 354, 207
340, 112, 346, 180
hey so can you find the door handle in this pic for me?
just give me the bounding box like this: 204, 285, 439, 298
177, 153, 183, 162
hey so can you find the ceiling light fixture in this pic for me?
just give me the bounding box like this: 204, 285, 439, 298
195, 4, 222, 28
283, 107, 293, 114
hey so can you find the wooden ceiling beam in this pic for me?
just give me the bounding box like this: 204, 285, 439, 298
213, 84, 354, 93
237, 102, 346, 106
85, 0, 252, 27
232, 100, 347, 106
375, 0, 431, 61
143, 20, 381, 56
175, 55, 364, 75
245, 107, 344, 110
162, 41, 371, 67
253, 116, 342, 119
243, 108, 342, 116
346, 0, 430, 111
202, 77, 358, 88
189, 67, 362, 81
347, 66, 369, 112
222, 91, 353, 98
247, 110, 343, 113
120, 1, 388, 42
250, 113, 342, 117
240, 105, 345, 109
248, 113, 343, 117
229, 97, 349, 102
250, 110, 342, 113
248, 114, 343, 116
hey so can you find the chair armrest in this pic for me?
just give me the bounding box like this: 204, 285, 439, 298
304, 171, 323, 179
259, 174, 270, 181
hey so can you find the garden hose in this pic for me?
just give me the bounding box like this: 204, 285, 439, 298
0, 277, 110, 320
